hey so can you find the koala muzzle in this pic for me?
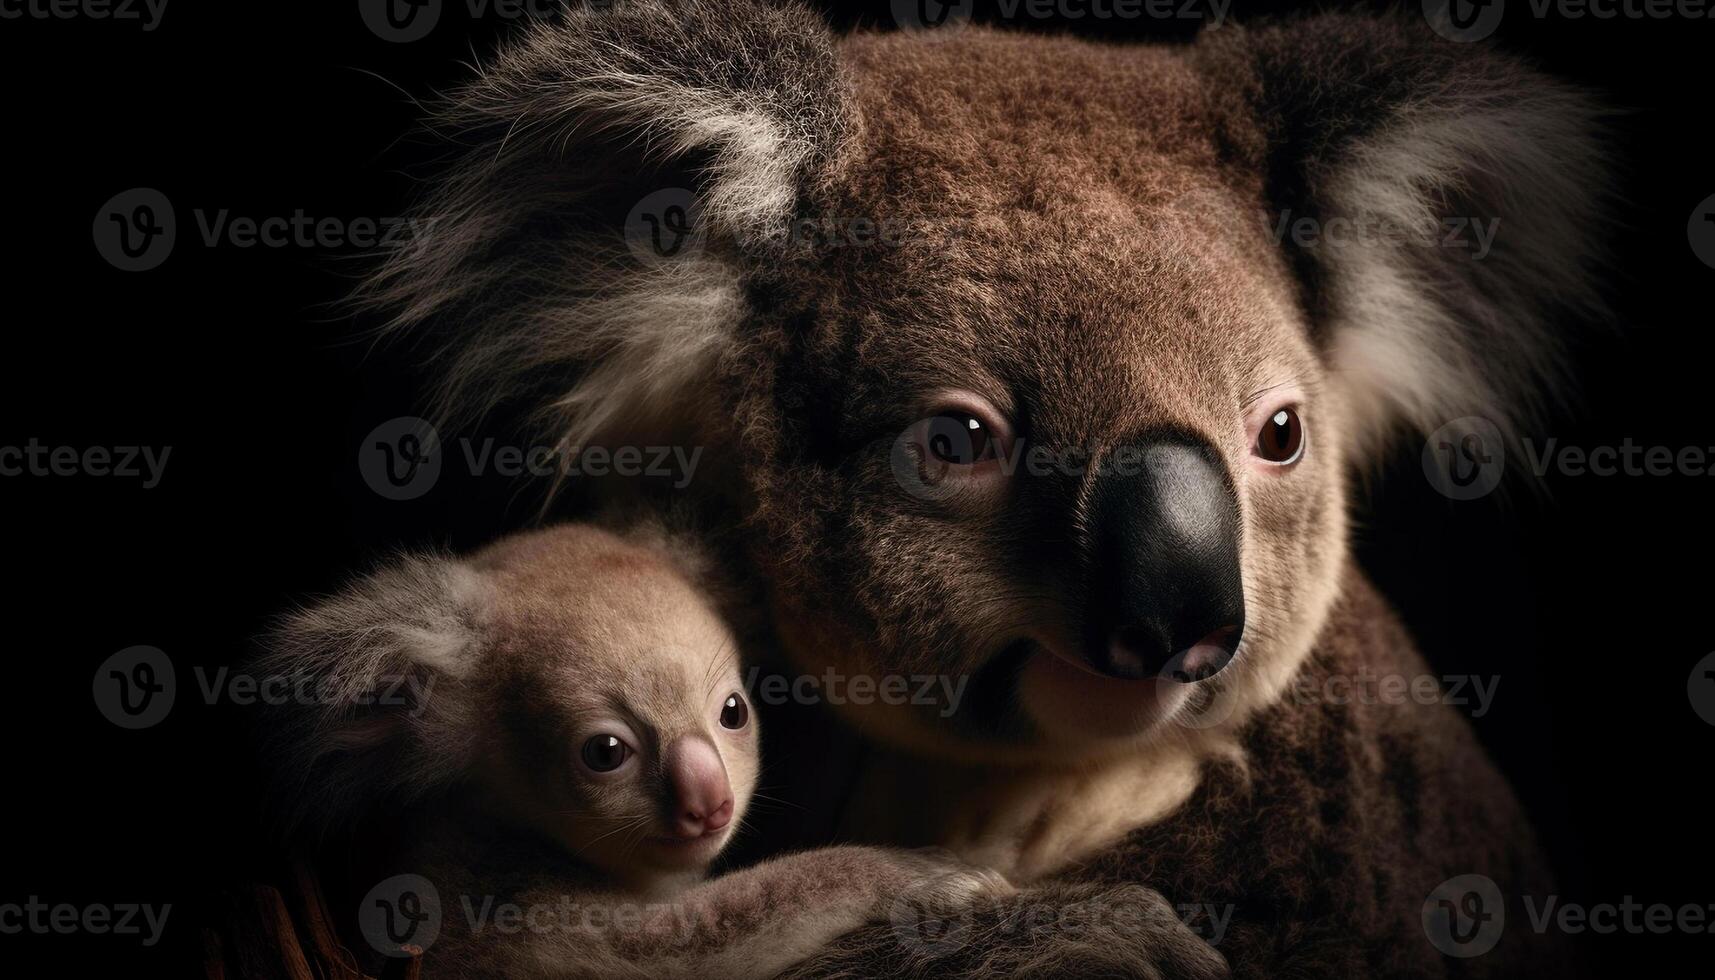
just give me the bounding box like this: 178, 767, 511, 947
665, 737, 735, 838
1084, 440, 1245, 683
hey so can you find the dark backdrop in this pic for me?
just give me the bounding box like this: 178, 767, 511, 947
1, 1, 1707, 974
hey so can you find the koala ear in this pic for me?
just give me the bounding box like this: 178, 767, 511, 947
359, 0, 848, 453
255, 554, 489, 838
1206, 15, 1610, 459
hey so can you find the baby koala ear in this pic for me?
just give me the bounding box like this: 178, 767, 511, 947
1203, 14, 1612, 463
254, 553, 490, 838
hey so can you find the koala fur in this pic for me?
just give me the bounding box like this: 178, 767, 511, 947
360, 2, 1607, 975
256, 522, 1013, 979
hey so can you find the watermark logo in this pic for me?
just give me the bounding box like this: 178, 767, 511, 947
360, 417, 443, 501
360, 420, 705, 500
624, 187, 702, 264
95, 189, 433, 270
1427, 0, 1715, 40
360, 0, 441, 42
192, 666, 434, 713
1425, 0, 1506, 41
1423, 874, 1505, 957
892, 0, 975, 30
98, 649, 433, 722
892, 886, 1233, 958
93, 645, 176, 729
1427, 876, 1715, 952
1171, 672, 1248, 730
1689, 652, 1715, 726
1423, 417, 1506, 500
1688, 193, 1715, 270
625, 189, 971, 262
361, 0, 628, 42
888, 873, 983, 957
93, 188, 175, 272
894, 0, 1230, 32
359, 874, 442, 957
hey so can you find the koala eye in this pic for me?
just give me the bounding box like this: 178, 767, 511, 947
580, 734, 633, 773
719, 692, 750, 730
891, 393, 1015, 503
924, 412, 1001, 465
1254, 406, 1306, 465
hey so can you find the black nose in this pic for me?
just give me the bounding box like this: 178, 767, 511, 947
1084, 440, 1245, 682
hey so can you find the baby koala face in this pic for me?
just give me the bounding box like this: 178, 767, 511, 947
465, 526, 758, 885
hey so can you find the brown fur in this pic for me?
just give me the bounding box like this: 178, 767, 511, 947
358, 4, 1608, 976
258, 522, 1011, 979
783, 569, 1569, 977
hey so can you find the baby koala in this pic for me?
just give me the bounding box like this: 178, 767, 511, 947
257, 523, 1008, 979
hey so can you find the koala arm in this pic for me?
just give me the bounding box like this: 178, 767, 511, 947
429, 846, 1011, 980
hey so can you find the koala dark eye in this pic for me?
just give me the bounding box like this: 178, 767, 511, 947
1254, 407, 1305, 465
891, 393, 1015, 502
924, 412, 998, 464
922, 409, 1008, 466
719, 693, 749, 730
580, 734, 632, 773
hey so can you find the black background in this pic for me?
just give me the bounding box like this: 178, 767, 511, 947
1, 0, 1708, 974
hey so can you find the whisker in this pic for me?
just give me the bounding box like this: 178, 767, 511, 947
743, 791, 809, 813
574, 814, 654, 855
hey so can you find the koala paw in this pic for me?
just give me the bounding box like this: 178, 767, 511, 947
895, 847, 1017, 902
871, 848, 1015, 940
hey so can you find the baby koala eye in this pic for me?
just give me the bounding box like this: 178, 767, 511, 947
1254, 406, 1306, 466
719, 692, 749, 730
580, 734, 633, 773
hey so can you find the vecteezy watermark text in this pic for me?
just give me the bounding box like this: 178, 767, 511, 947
891, 0, 1232, 32
1424, 873, 1715, 959
0, 898, 171, 946
891, 887, 1235, 958
744, 667, 970, 718
0, 0, 167, 30
0, 440, 170, 488
94, 645, 435, 730
1263, 209, 1501, 259
93, 188, 434, 272
360, 416, 704, 501
1423, 416, 1715, 501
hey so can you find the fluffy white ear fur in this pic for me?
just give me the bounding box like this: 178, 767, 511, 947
1233, 15, 1610, 460
356, 0, 846, 454
255, 554, 489, 836
1321, 89, 1608, 459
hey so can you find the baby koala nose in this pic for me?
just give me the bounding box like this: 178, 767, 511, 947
665, 737, 734, 838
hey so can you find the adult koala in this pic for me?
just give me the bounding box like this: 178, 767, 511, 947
361, 1, 1605, 975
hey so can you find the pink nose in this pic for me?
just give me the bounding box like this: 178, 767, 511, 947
665, 737, 734, 838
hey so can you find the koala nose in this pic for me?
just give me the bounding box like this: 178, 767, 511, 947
664, 737, 734, 838
1085, 439, 1245, 683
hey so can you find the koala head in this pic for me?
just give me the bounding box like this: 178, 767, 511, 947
259, 524, 757, 883
363, 3, 1606, 765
